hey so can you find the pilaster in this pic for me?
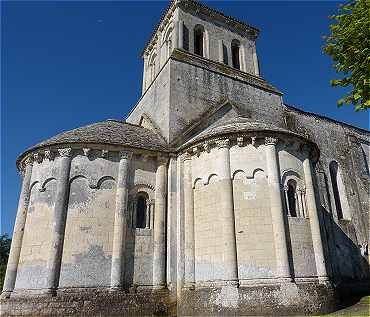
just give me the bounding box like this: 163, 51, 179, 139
303, 157, 328, 281
264, 137, 291, 281
110, 150, 133, 289
2, 156, 33, 298
215, 138, 238, 284
153, 155, 168, 288
45, 148, 72, 294
183, 153, 195, 288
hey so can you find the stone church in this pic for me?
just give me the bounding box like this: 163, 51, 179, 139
1, 0, 369, 316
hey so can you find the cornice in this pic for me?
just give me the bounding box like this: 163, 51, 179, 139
179, 131, 319, 161
16, 144, 168, 171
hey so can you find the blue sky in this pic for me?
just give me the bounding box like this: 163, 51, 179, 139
1, 1, 369, 235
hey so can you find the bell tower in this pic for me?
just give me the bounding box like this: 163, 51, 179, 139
127, 0, 281, 145
141, 0, 260, 94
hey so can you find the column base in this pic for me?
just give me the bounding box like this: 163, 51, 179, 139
183, 282, 195, 290
42, 288, 57, 297
179, 279, 336, 316
0, 291, 11, 299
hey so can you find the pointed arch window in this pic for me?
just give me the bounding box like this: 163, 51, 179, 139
231, 39, 241, 70
194, 25, 204, 57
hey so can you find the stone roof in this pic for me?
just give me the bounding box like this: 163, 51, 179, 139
142, 0, 259, 56
19, 120, 169, 157
181, 117, 302, 148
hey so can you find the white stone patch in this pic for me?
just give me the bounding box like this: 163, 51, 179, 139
244, 178, 256, 185
243, 192, 256, 200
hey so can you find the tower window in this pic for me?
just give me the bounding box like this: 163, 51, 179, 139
183, 24, 189, 51
329, 161, 343, 219
194, 25, 204, 57
231, 39, 241, 70
136, 194, 148, 229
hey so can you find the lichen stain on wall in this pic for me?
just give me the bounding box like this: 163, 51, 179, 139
59, 176, 116, 288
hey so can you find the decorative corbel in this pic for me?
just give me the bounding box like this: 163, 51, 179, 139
203, 142, 210, 153
101, 149, 109, 158
44, 149, 54, 161
237, 137, 244, 147
193, 146, 201, 157
33, 152, 43, 164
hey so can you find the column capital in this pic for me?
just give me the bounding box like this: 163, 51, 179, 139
237, 137, 244, 147
58, 148, 72, 157
216, 138, 230, 149
157, 155, 169, 165
183, 151, 192, 161
203, 142, 210, 153
265, 136, 278, 146
119, 150, 133, 160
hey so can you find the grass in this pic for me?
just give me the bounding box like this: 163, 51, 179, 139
325, 296, 369, 316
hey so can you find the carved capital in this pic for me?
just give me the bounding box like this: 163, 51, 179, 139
101, 149, 109, 158
182, 151, 192, 161
33, 153, 43, 163
119, 150, 133, 160
216, 138, 230, 149
265, 137, 278, 146
203, 142, 210, 153
192, 146, 200, 157
83, 148, 92, 157
237, 137, 244, 147
58, 148, 72, 157
251, 136, 257, 146
157, 155, 169, 165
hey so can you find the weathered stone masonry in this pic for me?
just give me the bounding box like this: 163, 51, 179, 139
1, 0, 369, 316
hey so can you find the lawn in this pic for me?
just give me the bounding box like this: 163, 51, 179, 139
326, 296, 369, 316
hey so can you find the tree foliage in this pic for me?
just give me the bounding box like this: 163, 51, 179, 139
323, 0, 370, 111
0, 234, 11, 289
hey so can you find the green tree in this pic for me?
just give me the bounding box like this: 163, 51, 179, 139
0, 234, 11, 289
323, 0, 370, 111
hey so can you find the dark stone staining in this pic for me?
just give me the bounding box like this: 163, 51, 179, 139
68, 177, 90, 208
27, 181, 57, 214
98, 178, 116, 190
59, 245, 112, 288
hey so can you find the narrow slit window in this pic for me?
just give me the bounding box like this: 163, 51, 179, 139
194, 25, 204, 57
329, 161, 343, 219
136, 195, 147, 228
231, 40, 241, 70
287, 183, 297, 217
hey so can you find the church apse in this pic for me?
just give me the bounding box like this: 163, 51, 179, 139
2, 1, 369, 316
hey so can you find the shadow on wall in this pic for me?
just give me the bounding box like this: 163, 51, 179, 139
321, 206, 370, 308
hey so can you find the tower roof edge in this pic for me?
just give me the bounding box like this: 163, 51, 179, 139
141, 0, 260, 57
